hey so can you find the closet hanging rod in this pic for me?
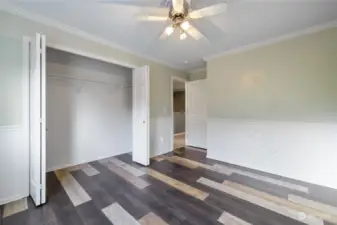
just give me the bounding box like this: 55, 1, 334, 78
48, 75, 132, 87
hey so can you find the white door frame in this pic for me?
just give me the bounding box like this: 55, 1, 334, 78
47, 43, 139, 69
44, 44, 151, 163
171, 76, 188, 151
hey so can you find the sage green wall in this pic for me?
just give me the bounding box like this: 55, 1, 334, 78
189, 69, 206, 81
0, 36, 23, 126
208, 27, 337, 122
207, 27, 337, 189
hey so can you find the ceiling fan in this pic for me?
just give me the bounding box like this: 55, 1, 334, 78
101, 0, 227, 41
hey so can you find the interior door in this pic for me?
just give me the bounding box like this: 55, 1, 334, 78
29, 33, 46, 206
186, 80, 207, 149
132, 65, 150, 166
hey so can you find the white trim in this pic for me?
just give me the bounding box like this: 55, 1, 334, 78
40, 34, 47, 204
22, 36, 30, 201
47, 150, 129, 172
171, 76, 188, 152
188, 67, 206, 75
203, 19, 337, 61
0, 125, 23, 132
48, 44, 139, 69
1, 3, 183, 71
174, 132, 185, 136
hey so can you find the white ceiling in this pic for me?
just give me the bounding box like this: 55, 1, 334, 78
7, 0, 337, 71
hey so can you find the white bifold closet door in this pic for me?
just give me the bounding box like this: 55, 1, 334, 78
29, 33, 46, 206
132, 65, 150, 166
186, 80, 207, 149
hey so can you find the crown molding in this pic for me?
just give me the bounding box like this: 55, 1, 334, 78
188, 67, 206, 74
0, 3, 184, 71
203, 19, 337, 61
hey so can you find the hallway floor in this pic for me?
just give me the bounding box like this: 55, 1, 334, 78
1, 148, 337, 225
174, 133, 185, 150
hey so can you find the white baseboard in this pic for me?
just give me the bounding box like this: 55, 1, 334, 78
0, 193, 28, 206
47, 150, 129, 172
174, 132, 185, 137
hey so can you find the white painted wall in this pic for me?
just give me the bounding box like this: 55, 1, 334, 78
0, 35, 29, 205
46, 48, 132, 171
0, 10, 188, 163
207, 27, 337, 189
174, 113, 185, 134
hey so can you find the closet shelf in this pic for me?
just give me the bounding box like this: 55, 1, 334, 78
48, 75, 132, 87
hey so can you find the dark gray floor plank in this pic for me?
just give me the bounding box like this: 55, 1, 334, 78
71, 169, 115, 209
45, 172, 85, 225
90, 161, 151, 220
75, 201, 112, 225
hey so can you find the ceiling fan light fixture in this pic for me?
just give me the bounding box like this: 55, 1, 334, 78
180, 32, 187, 40
165, 26, 174, 36
180, 21, 190, 30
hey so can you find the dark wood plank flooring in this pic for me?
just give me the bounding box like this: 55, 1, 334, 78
1, 147, 337, 225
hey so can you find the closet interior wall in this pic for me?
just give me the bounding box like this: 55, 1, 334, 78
46, 47, 133, 171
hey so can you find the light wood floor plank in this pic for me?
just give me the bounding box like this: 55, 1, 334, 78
55, 169, 92, 207
166, 156, 198, 169
289, 194, 337, 216
146, 168, 209, 201
186, 147, 207, 153
109, 157, 145, 177
169, 156, 233, 175
3, 198, 28, 218
218, 211, 252, 225
139, 212, 168, 225
79, 163, 100, 176
151, 155, 166, 162
222, 180, 337, 224
153, 155, 198, 169
67, 165, 80, 172
213, 164, 309, 193
102, 202, 140, 225
104, 162, 149, 189
198, 177, 324, 225
170, 156, 214, 170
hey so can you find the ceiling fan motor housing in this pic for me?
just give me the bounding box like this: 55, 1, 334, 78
169, 0, 189, 23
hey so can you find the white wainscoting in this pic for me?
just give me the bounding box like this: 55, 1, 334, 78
150, 116, 172, 157
0, 127, 29, 205
207, 118, 337, 189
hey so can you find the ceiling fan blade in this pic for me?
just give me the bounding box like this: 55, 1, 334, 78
189, 2, 227, 19
172, 0, 184, 13
159, 29, 169, 40
184, 25, 205, 41
137, 15, 168, 21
